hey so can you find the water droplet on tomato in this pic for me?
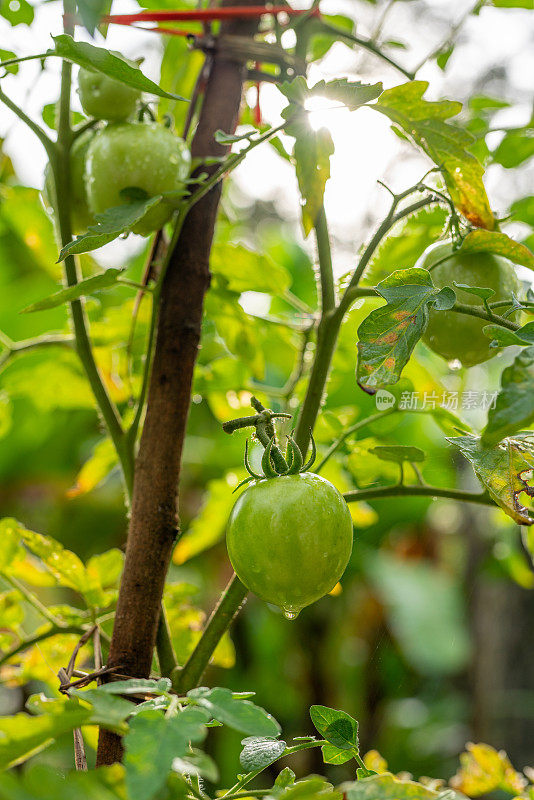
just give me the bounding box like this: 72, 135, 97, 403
283, 609, 299, 620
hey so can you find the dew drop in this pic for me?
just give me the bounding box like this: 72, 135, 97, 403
283, 609, 299, 620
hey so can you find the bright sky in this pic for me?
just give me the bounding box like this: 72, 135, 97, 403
1, 0, 533, 274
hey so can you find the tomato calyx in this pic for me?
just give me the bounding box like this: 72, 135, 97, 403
223, 396, 316, 491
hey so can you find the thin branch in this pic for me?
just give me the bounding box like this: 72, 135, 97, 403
314, 409, 396, 473
4, 575, 67, 627
0, 624, 85, 668
321, 22, 415, 80
343, 484, 493, 506
0, 85, 55, 157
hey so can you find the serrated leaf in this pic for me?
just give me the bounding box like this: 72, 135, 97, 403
356, 268, 452, 392
369, 445, 425, 463
71, 689, 132, 729
458, 229, 534, 270
309, 705, 359, 751
239, 736, 287, 771
448, 433, 534, 525
306, 78, 383, 110
50, 35, 184, 101
188, 687, 280, 737
373, 81, 494, 229
58, 198, 163, 259
482, 347, 534, 445
22, 269, 124, 312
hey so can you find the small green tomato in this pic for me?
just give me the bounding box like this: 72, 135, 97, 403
417, 239, 521, 367
226, 472, 353, 618
85, 122, 191, 236
78, 67, 141, 122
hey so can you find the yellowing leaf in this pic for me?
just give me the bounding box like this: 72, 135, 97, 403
450, 743, 528, 797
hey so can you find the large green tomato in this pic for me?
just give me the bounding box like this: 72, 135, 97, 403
417, 239, 521, 367
78, 67, 141, 121
42, 130, 95, 234
226, 473, 353, 617
85, 122, 191, 236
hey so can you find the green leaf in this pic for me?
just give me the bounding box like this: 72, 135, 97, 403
268, 776, 342, 800
491, 0, 533, 6
305, 77, 383, 111
42, 102, 84, 131
356, 268, 454, 392
0, 0, 34, 26
124, 707, 209, 800
368, 445, 425, 463
70, 689, 132, 729
0, 49, 19, 74
309, 705, 359, 750
373, 81, 494, 229
448, 433, 534, 525
494, 128, 534, 168
453, 282, 495, 301
0, 704, 89, 770
367, 553, 471, 675
341, 774, 449, 800
279, 77, 381, 236
76, 0, 112, 36
510, 195, 534, 226
188, 687, 281, 737
210, 243, 291, 294
276, 768, 297, 788
50, 35, 185, 101
95, 678, 172, 696
483, 322, 534, 347
22, 269, 125, 312
458, 229, 534, 269
172, 749, 219, 782
321, 743, 355, 765
482, 347, 534, 446
240, 736, 287, 771
291, 118, 333, 237
58, 198, 162, 259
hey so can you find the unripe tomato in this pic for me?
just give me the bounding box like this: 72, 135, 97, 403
416, 239, 521, 367
85, 122, 191, 236
42, 130, 95, 234
78, 67, 141, 122
226, 473, 353, 617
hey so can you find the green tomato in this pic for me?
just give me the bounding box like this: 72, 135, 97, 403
78, 67, 141, 121
85, 122, 191, 236
42, 130, 95, 234
416, 239, 521, 367
226, 473, 353, 617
